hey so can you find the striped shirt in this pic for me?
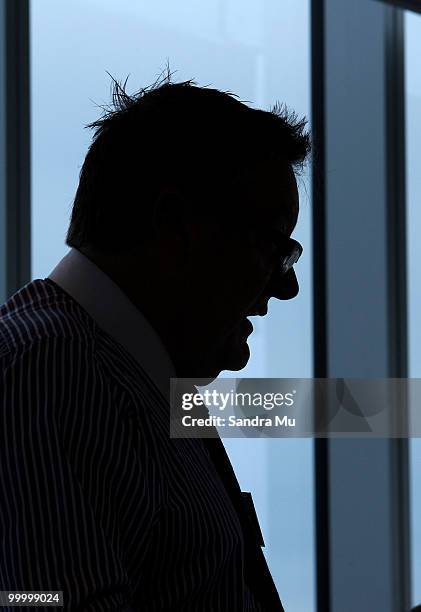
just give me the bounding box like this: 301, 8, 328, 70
0, 249, 284, 611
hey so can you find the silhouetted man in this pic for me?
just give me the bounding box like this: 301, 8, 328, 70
0, 74, 310, 610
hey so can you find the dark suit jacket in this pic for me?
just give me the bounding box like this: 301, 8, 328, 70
0, 278, 284, 611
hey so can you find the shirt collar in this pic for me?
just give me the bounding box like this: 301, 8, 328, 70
47, 247, 176, 401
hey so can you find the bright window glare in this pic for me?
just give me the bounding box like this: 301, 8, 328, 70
405, 8, 421, 608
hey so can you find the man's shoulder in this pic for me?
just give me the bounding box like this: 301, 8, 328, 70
0, 279, 99, 391
0, 281, 130, 426
0, 278, 163, 418
0, 278, 96, 357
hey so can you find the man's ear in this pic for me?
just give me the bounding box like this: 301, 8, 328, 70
151, 187, 206, 274
152, 186, 207, 249
152, 187, 188, 239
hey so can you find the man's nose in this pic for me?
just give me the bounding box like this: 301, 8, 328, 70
267, 268, 299, 300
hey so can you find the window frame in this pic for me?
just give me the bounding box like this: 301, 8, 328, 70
0, 0, 30, 303
312, 0, 412, 610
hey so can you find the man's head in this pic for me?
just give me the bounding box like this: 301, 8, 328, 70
66, 71, 311, 379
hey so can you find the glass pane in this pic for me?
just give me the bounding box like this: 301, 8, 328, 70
405, 8, 421, 608
30, 2, 314, 610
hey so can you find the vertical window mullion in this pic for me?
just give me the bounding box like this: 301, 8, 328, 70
312, 0, 410, 610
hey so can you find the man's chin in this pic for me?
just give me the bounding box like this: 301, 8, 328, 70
216, 318, 253, 372
182, 340, 250, 382
220, 338, 251, 373
193, 319, 252, 379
